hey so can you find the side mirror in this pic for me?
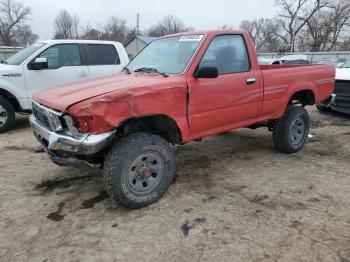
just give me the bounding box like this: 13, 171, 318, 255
28, 57, 48, 70
195, 66, 219, 78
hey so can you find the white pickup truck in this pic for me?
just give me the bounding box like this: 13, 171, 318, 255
317, 59, 350, 114
0, 40, 129, 133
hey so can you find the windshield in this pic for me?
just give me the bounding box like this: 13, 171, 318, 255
127, 35, 204, 74
5, 43, 46, 65
341, 60, 350, 68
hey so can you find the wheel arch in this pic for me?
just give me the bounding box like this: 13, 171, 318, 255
289, 89, 316, 106
0, 87, 22, 112
116, 114, 183, 144
271, 86, 316, 121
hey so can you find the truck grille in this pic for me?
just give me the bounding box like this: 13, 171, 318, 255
32, 102, 51, 128
334, 80, 350, 97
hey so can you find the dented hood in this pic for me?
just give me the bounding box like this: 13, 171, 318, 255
33, 73, 186, 112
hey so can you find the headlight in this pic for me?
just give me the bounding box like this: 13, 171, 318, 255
48, 111, 63, 132
63, 115, 81, 136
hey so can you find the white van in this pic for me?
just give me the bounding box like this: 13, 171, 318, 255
0, 40, 129, 133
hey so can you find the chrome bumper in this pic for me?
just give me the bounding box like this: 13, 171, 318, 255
29, 114, 115, 155
318, 94, 336, 108
327, 94, 336, 107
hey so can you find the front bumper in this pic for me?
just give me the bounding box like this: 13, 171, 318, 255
318, 93, 350, 115
331, 96, 350, 114
319, 80, 350, 114
29, 114, 115, 166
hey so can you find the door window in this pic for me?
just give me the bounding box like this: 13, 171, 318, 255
85, 44, 120, 65
199, 35, 250, 75
39, 44, 82, 69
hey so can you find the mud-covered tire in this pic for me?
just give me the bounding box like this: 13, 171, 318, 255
273, 106, 310, 154
0, 96, 15, 134
102, 132, 175, 209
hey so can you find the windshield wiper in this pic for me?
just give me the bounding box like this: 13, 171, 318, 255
134, 67, 169, 77
122, 67, 131, 74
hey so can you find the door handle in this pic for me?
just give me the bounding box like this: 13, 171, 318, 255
246, 77, 256, 85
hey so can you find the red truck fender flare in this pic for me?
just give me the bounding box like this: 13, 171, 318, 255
275, 81, 316, 117
116, 114, 188, 144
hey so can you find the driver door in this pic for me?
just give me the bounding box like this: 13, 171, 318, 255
24, 43, 89, 100
187, 34, 262, 135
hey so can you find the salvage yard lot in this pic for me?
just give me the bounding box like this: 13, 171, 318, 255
0, 107, 350, 262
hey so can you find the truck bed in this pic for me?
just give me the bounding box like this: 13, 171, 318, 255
258, 63, 335, 120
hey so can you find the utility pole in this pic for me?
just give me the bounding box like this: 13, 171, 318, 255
136, 13, 140, 53
136, 13, 140, 36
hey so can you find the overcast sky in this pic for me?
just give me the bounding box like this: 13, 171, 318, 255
23, 0, 278, 39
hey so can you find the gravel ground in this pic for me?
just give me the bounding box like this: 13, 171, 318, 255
0, 107, 349, 262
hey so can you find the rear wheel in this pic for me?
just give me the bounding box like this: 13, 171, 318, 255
0, 96, 15, 133
273, 106, 309, 154
103, 132, 175, 209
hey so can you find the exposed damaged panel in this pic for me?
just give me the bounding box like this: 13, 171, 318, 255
66, 77, 188, 135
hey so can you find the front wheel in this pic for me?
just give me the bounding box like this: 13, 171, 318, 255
103, 132, 175, 209
273, 106, 310, 154
0, 96, 15, 134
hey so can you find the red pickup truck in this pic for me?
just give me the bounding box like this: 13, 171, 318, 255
29, 30, 335, 208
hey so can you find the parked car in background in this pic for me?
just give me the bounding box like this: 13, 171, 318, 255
317, 59, 350, 114
336, 58, 348, 68
258, 57, 273, 64
0, 40, 129, 133
337, 59, 350, 70
270, 54, 311, 65
29, 30, 334, 209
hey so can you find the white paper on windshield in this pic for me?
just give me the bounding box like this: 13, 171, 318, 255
179, 35, 204, 42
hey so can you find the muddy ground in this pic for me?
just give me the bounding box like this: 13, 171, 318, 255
0, 107, 350, 262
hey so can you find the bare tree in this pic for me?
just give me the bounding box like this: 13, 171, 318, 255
302, 10, 332, 51
147, 15, 192, 37
275, 0, 329, 52
0, 0, 31, 45
125, 28, 138, 44
325, 0, 350, 50
80, 18, 138, 44
100, 16, 131, 44
53, 10, 80, 39
339, 36, 350, 51
16, 24, 38, 46
81, 24, 101, 40
236, 0, 350, 52
240, 19, 267, 50
298, 0, 350, 51
240, 18, 282, 52
262, 20, 284, 52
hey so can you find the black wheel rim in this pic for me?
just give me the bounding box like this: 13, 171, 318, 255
126, 151, 164, 195
0, 105, 8, 128
289, 115, 305, 145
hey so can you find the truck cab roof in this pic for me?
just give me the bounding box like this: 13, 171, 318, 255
167, 29, 247, 36
37, 39, 124, 46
